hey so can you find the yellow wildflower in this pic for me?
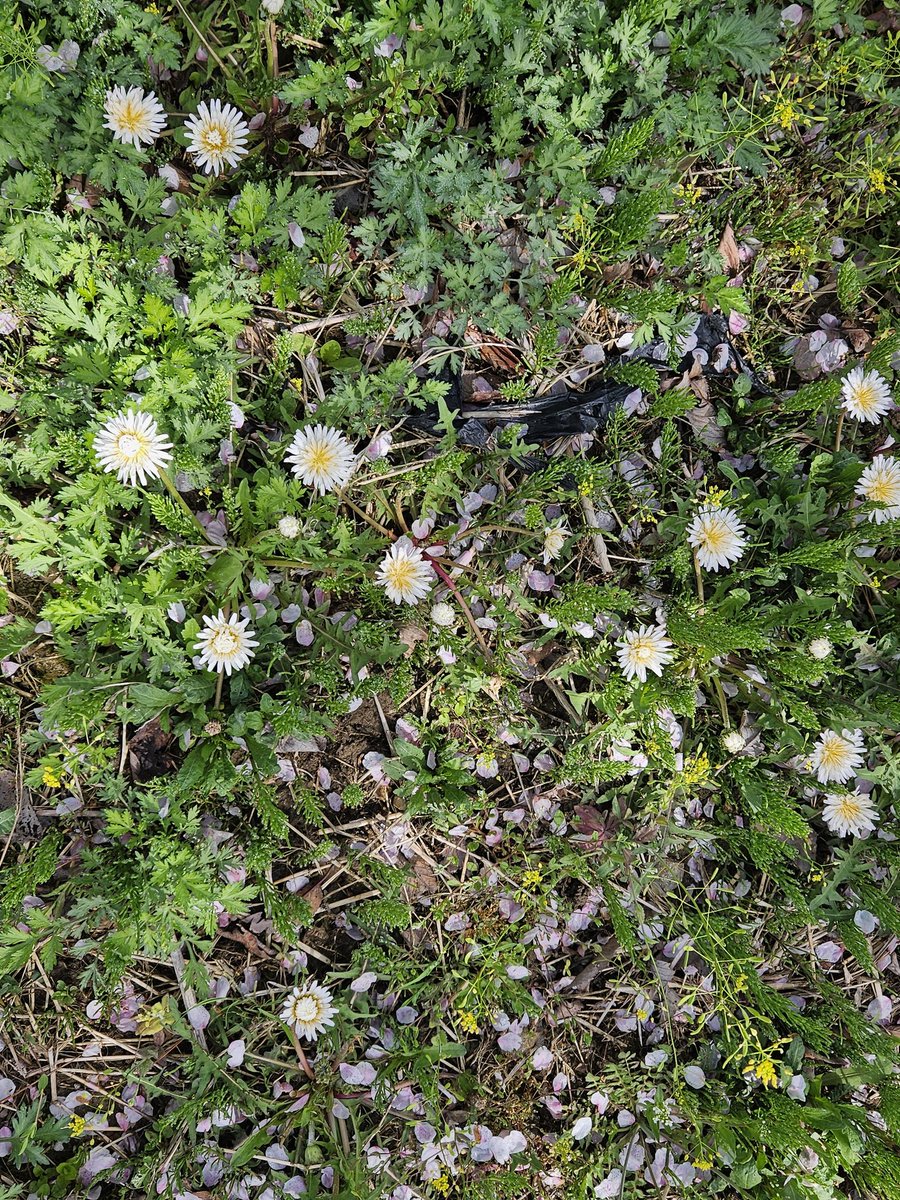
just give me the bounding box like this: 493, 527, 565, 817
773, 99, 801, 129
69, 1114, 87, 1137
457, 1009, 479, 1034
744, 1056, 778, 1088
432, 1174, 452, 1195
522, 869, 543, 889
868, 168, 888, 195
693, 1157, 713, 1170
42, 766, 62, 788
681, 753, 711, 786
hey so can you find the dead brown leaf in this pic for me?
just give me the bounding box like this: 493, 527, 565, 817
398, 623, 428, 658
718, 222, 741, 275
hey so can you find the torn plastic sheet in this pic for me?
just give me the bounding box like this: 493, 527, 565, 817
406, 314, 769, 447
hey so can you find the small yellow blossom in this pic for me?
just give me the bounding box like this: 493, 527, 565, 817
693, 1157, 713, 1170
431, 1175, 452, 1196
743, 1056, 778, 1088
69, 1114, 87, 1137
457, 1009, 479, 1034
773, 99, 801, 129
868, 168, 888, 195
42, 766, 62, 788
522, 869, 543, 889
636, 1007, 650, 1021
681, 753, 711, 786
675, 182, 703, 205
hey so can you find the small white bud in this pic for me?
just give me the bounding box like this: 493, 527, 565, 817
278, 515, 301, 539
723, 730, 745, 755
808, 637, 832, 661
430, 602, 457, 629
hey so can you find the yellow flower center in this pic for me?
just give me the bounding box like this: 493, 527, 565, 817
851, 383, 881, 416
386, 558, 417, 591
118, 100, 144, 133
305, 445, 338, 475
210, 627, 241, 656
865, 474, 897, 505
628, 636, 657, 664
292, 994, 321, 1022
818, 737, 848, 770
201, 123, 229, 152
116, 431, 151, 461
833, 796, 863, 821
698, 516, 730, 553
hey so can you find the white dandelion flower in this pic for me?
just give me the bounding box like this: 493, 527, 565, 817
280, 980, 336, 1041
193, 610, 259, 675
542, 523, 569, 564
809, 728, 865, 785
808, 637, 833, 661
93, 407, 173, 487
840, 366, 893, 424
430, 602, 457, 629
687, 505, 747, 572
278, 515, 301, 538
103, 85, 166, 148
376, 538, 434, 605
822, 791, 879, 838
723, 730, 746, 754
855, 455, 900, 523
284, 424, 356, 494
183, 100, 250, 175
616, 624, 675, 683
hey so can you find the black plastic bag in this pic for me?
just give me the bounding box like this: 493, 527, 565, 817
406, 314, 769, 447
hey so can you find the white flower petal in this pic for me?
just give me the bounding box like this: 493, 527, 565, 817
183, 100, 250, 176
193, 609, 259, 675
104, 86, 166, 148
284, 425, 356, 494
616, 624, 675, 683
93, 407, 172, 487
375, 538, 434, 606
280, 980, 336, 1041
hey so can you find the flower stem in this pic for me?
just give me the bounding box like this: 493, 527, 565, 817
289, 1029, 316, 1079
337, 490, 395, 540
158, 469, 212, 542
693, 552, 705, 608
428, 557, 493, 667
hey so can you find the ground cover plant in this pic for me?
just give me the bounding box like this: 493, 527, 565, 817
0, 0, 899, 1195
